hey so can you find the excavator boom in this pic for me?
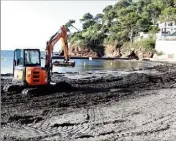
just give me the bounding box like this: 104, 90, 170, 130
44, 25, 75, 82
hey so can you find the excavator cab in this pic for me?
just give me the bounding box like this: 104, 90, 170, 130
13, 49, 48, 86
13, 49, 41, 67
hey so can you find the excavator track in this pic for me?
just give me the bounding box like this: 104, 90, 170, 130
3, 81, 73, 97
3, 84, 26, 94
21, 88, 39, 97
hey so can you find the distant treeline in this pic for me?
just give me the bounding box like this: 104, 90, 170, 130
64, 0, 176, 55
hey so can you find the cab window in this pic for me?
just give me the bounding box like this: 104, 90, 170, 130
14, 49, 24, 66
24, 50, 40, 66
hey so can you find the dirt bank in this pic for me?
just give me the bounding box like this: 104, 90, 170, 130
1, 63, 176, 141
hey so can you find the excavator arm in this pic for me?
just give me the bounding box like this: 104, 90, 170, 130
44, 25, 74, 82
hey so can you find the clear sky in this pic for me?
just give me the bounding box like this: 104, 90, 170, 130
1, 1, 117, 51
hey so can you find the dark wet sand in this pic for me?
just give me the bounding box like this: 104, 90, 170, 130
1, 63, 176, 141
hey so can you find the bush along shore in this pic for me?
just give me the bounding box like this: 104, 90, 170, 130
64, 0, 176, 59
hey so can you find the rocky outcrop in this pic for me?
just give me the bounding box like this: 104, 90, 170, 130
121, 49, 153, 59
68, 43, 154, 59
120, 44, 154, 59
104, 44, 121, 58
135, 49, 154, 59
69, 45, 98, 57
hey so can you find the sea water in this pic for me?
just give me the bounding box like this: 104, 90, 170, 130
1, 50, 159, 74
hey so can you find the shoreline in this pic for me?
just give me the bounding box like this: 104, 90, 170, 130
1, 58, 176, 76
51, 56, 137, 60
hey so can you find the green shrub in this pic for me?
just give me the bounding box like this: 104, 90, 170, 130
155, 51, 163, 56
121, 38, 156, 53
148, 26, 160, 34
132, 38, 156, 52
71, 39, 87, 48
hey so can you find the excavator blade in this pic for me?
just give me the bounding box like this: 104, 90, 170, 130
53, 61, 75, 67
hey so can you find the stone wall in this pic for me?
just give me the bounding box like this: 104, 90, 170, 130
155, 40, 176, 58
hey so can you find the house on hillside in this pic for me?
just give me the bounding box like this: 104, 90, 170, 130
170, 31, 176, 36
158, 21, 176, 37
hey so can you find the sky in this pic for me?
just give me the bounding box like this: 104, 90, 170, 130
1, 1, 117, 51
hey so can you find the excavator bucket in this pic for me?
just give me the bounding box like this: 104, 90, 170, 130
53, 60, 75, 67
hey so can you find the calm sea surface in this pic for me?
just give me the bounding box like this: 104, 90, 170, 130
1, 50, 158, 74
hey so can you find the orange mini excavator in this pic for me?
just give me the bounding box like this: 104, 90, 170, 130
3, 25, 75, 95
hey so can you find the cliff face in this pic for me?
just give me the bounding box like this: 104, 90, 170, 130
135, 49, 154, 59
121, 47, 153, 59
68, 44, 154, 59
104, 44, 121, 58
69, 45, 97, 57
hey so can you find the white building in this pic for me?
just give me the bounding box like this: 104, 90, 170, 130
155, 21, 176, 59
158, 21, 176, 36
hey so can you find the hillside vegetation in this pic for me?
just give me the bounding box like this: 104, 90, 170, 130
65, 0, 176, 58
